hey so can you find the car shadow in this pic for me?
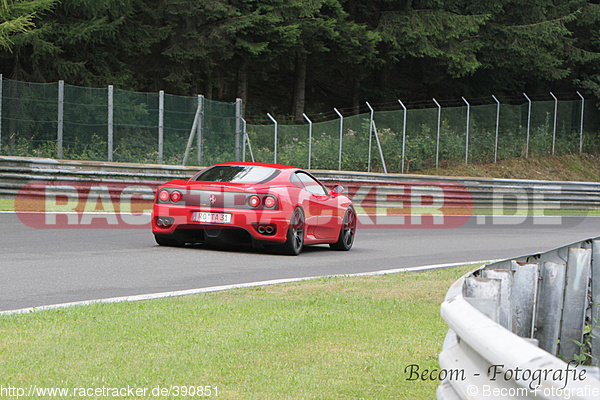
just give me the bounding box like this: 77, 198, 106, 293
166, 242, 332, 256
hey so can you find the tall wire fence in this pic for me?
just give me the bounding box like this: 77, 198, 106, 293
0, 77, 238, 166
246, 96, 600, 173
0, 76, 599, 173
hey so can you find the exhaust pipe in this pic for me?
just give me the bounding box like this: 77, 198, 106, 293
257, 226, 266, 234
265, 225, 274, 234
156, 217, 174, 228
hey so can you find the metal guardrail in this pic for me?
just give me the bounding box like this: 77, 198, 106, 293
315, 171, 600, 211
2, 156, 600, 213
0, 156, 197, 180
437, 237, 600, 400
0, 156, 195, 198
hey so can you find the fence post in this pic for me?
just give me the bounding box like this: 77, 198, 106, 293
235, 98, 243, 161
398, 100, 407, 173
107, 85, 113, 162
158, 90, 164, 164
242, 119, 255, 162
577, 91, 584, 154
371, 120, 388, 173
492, 95, 500, 163
182, 96, 202, 166
267, 113, 277, 163
197, 95, 204, 165
462, 97, 470, 165
242, 118, 246, 162
303, 113, 312, 169
549, 92, 558, 156
366, 102, 374, 172
523, 93, 531, 158
433, 98, 441, 169
0, 74, 2, 155
334, 108, 343, 171
57, 80, 64, 159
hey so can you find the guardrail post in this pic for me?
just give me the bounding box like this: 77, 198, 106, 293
462, 97, 470, 165
480, 269, 513, 329
592, 240, 600, 365
535, 262, 566, 355
303, 113, 312, 169
510, 261, 539, 338
158, 90, 164, 164
463, 277, 501, 322
433, 99, 441, 169
334, 108, 343, 171
107, 84, 113, 162
267, 113, 277, 164
398, 100, 407, 173
577, 91, 585, 154
366, 102, 374, 172
235, 98, 243, 161
558, 247, 592, 360
492, 95, 500, 163
58, 80, 64, 159
550, 92, 558, 156
523, 93, 531, 158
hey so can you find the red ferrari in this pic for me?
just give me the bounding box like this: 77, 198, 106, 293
151, 162, 356, 255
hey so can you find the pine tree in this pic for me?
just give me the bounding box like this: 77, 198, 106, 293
0, 0, 56, 52
1, 0, 163, 86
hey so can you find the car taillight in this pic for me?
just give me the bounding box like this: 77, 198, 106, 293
158, 190, 170, 202
264, 196, 276, 208
170, 190, 182, 202
249, 195, 260, 207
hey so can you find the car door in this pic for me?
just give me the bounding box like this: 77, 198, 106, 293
290, 172, 320, 238
294, 172, 341, 240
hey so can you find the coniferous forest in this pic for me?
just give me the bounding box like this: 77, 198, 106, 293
2, 0, 600, 121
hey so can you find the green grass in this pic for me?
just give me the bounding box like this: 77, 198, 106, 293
468, 208, 600, 216
0, 265, 476, 400
3, 197, 598, 216
0, 198, 14, 211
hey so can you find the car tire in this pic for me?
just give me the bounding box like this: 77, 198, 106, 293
278, 207, 305, 255
154, 234, 182, 247
330, 205, 356, 251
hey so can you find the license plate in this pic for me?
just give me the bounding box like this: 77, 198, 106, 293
192, 212, 232, 224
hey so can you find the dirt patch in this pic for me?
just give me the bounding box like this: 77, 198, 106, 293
418, 154, 600, 182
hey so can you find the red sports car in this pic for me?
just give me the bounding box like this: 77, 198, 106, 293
151, 162, 356, 255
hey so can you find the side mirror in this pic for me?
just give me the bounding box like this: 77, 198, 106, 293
330, 184, 344, 195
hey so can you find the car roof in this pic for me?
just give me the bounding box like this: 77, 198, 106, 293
192, 162, 328, 187
210, 162, 300, 170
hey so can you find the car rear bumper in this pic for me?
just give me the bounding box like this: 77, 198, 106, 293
151, 203, 291, 243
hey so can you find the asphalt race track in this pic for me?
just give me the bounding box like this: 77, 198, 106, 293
1, 212, 599, 312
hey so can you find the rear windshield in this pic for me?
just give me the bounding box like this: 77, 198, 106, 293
192, 165, 280, 184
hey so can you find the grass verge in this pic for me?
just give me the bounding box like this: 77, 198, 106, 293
0, 198, 14, 211
2, 198, 598, 216
0, 265, 476, 399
